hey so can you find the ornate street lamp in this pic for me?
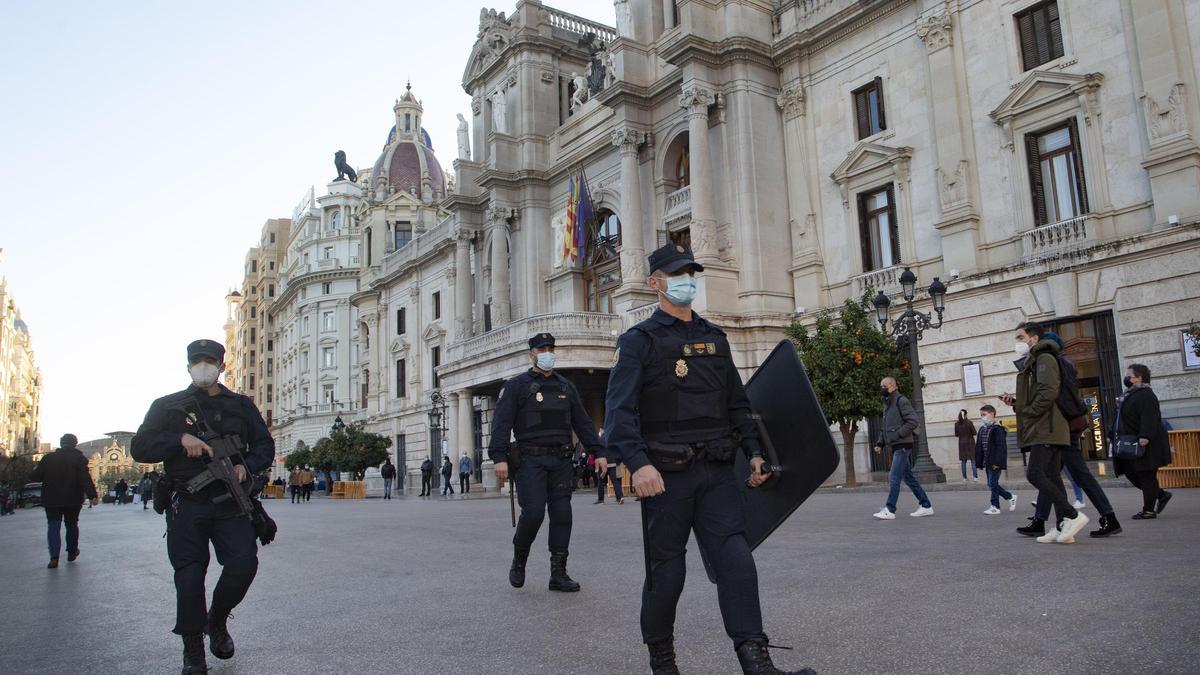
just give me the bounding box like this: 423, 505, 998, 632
331, 416, 347, 434
872, 268, 949, 484
427, 390, 448, 488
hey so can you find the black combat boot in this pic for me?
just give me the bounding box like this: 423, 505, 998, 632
647, 639, 681, 675
205, 610, 235, 660
1016, 517, 1045, 537
509, 546, 530, 588
548, 552, 581, 592
735, 639, 816, 675
181, 634, 208, 674
1089, 513, 1122, 537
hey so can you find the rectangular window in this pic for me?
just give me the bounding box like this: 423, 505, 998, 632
250, 328, 256, 343
250, 306, 257, 319
251, 260, 258, 273
269, 232, 276, 244
268, 284, 275, 298
300, 286, 307, 300
484, 304, 493, 332
1025, 120, 1088, 225
302, 316, 310, 334
322, 347, 335, 368
432, 292, 442, 320
250, 374, 256, 390
323, 384, 335, 403
323, 311, 334, 332
324, 246, 333, 260
857, 185, 900, 272
396, 359, 407, 398
431, 346, 441, 388
395, 223, 412, 250
267, 339, 273, 352
323, 282, 332, 294
1016, 1, 1064, 71
266, 358, 273, 377
397, 308, 407, 335
301, 351, 309, 370
852, 77, 887, 140
269, 261, 275, 271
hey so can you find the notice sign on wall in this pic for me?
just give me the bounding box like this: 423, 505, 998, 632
962, 361, 983, 396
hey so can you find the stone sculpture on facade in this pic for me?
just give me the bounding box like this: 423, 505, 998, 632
578, 32, 607, 96
1143, 83, 1187, 140
570, 73, 589, 112
490, 89, 507, 134
334, 150, 358, 182
456, 113, 471, 160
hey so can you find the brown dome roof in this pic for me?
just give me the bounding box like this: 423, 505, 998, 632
371, 134, 446, 202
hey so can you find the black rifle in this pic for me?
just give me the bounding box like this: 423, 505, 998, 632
186, 432, 255, 518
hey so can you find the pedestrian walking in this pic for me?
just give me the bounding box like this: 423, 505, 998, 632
490, 332, 604, 593
288, 467, 301, 503
458, 453, 472, 494
1016, 331, 1121, 538
440, 456, 455, 496
1000, 321, 1088, 544
139, 473, 155, 511
955, 409, 978, 482
603, 243, 815, 674
131, 338, 275, 674
583, 452, 595, 488
975, 406, 1015, 514
114, 478, 129, 505
380, 458, 397, 500
300, 465, 314, 502
1113, 363, 1173, 520
873, 377, 934, 519
419, 458, 433, 497
30, 434, 98, 568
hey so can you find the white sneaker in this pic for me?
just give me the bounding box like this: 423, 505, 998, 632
910, 506, 935, 517
873, 508, 896, 520
1057, 512, 1090, 543
1009, 495, 1018, 512
984, 506, 1001, 515
1073, 499, 1086, 509
1036, 526, 1061, 543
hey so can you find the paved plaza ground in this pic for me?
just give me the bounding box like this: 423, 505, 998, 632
0, 486, 1196, 674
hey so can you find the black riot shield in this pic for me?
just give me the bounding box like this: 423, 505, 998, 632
695, 340, 839, 583
735, 339, 840, 549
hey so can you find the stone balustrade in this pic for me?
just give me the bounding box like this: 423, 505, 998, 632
447, 311, 621, 364
546, 5, 617, 43
379, 217, 453, 278
851, 265, 901, 298
1020, 215, 1091, 262
663, 186, 692, 228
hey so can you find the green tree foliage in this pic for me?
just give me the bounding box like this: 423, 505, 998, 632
97, 466, 145, 495
0, 453, 36, 492
785, 293, 911, 487
327, 425, 392, 481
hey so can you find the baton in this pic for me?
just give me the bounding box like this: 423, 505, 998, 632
509, 476, 516, 528
640, 498, 653, 592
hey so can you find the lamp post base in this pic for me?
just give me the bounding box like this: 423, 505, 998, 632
911, 455, 947, 484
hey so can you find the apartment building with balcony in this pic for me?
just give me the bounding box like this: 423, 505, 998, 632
0, 277, 41, 456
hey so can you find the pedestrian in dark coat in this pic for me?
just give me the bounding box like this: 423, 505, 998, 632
30, 434, 98, 567
419, 458, 433, 497
1113, 363, 1173, 519
974, 406, 1014, 514
955, 409, 978, 482
440, 456, 455, 496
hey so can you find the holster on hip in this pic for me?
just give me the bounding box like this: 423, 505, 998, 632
645, 442, 695, 473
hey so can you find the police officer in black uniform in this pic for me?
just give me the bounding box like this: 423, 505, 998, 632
131, 340, 274, 674
490, 332, 604, 592
603, 244, 815, 675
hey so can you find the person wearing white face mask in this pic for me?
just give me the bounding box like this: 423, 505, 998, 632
999, 322, 1088, 544
974, 405, 1016, 514
488, 332, 604, 593
130, 339, 276, 673
603, 243, 813, 675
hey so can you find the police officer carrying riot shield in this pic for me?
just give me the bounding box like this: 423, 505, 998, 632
131, 340, 275, 674
603, 243, 816, 675
490, 332, 604, 592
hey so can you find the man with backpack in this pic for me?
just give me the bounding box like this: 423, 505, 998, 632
1018, 331, 1122, 538
1000, 321, 1088, 544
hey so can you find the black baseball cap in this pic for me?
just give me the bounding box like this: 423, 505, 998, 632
529, 333, 556, 349
187, 339, 226, 363
647, 242, 704, 275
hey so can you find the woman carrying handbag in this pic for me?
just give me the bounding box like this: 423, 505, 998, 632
1112, 363, 1173, 520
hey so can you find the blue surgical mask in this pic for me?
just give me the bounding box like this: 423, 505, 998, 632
663, 274, 697, 306
980, 416, 993, 426
536, 352, 556, 371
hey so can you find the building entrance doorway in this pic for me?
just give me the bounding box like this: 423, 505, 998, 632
1047, 312, 1120, 459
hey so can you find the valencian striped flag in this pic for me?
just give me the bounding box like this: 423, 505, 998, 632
564, 170, 594, 265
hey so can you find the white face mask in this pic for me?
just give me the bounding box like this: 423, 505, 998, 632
536, 352, 556, 371
980, 416, 993, 426
189, 362, 220, 388
1013, 341, 1030, 357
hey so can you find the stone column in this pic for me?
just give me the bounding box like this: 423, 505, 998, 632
457, 389, 475, 488
453, 227, 472, 341
487, 207, 510, 326
1127, 0, 1200, 224
680, 85, 718, 263
916, 8, 982, 274
662, 0, 675, 28
611, 127, 648, 287
776, 84, 826, 312
446, 391, 461, 482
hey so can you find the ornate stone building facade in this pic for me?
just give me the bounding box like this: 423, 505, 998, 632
233, 219, 289, 419
0, 276, 42, 457
240, 0, 1200, 486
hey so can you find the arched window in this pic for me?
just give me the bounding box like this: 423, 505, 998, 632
365, 228, 373, 266
675, 146, 690, 187
329, 210, 342, 230
584, 209, 622, 313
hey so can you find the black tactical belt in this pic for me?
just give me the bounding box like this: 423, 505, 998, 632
518, 443, 572, 457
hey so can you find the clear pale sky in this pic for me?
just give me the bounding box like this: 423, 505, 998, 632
0, 0, 609, 446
